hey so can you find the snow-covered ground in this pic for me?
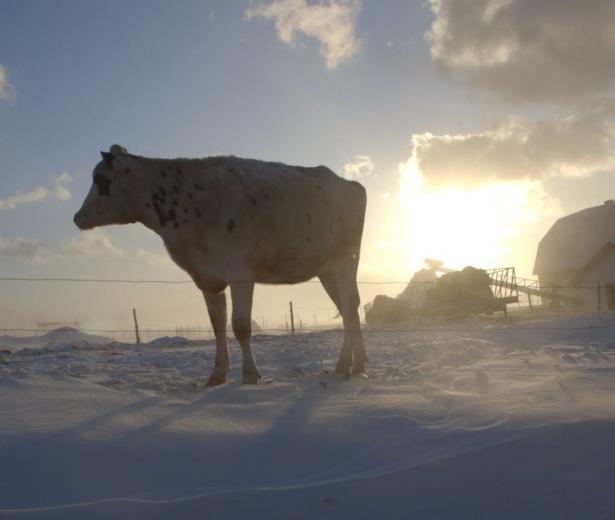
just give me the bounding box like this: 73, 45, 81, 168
2, 314, 615, 519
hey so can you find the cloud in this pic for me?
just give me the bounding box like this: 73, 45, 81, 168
137, 248, 175, 269
64, 230, 124, 258
0, 173, 73, 209
0, 230, 124, 264
246, 0, 362, 68
0, 187, 49, 209
427, 0, 615, 104
0, 65, 14, 100
406, 108, 615, 187
52, 172, 72, 201
343, 154, 374, 180
0, 237, 51, 263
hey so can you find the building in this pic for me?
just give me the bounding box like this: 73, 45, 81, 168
533, 200, 615, 312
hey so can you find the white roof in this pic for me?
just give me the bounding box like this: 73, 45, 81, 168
533, 200, 615, 275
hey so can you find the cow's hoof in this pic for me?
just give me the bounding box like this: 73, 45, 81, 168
242, 373, 261, 385
352, 364, 366, 375
335, 363, 352, 376
352, 368, 367, 379
205, 374, 227, 387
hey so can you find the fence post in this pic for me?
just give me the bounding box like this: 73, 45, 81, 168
289, 301, 295, 334
132, 308, 141, 344
597, 282, 602, 312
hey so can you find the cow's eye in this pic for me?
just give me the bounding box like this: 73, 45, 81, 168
94, 174, 112, 197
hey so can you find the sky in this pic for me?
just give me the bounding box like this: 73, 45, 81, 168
1, 0, 615, 333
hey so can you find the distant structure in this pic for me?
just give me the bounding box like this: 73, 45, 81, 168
396, 259, 455, 307
36, 321, 80, 331
364, 260, 513, 325
534, 200, 615, 312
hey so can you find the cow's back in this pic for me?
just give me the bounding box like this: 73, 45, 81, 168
144, 155, 366, 284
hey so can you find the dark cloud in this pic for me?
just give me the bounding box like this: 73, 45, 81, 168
410, 106, 615, 186
428, 0, 615, 105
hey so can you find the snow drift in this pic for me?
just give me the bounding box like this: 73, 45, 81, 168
1, 314, 615, 519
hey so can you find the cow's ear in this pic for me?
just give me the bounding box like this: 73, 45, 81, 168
101, 151, 115, 168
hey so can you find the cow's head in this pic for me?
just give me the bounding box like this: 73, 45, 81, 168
74, 145, 138, 230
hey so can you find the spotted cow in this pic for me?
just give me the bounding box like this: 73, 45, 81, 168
74, 145, 367, 385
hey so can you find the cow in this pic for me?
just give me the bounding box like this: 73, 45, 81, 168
74, 145, 367, 386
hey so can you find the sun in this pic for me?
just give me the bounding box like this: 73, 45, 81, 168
397, 158, 551, 272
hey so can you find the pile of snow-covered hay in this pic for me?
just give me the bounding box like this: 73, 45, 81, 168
424, 266, 495, 318
364, 294, 414, 326
365, 266, 496, 326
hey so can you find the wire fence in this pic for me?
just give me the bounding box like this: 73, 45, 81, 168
1, 276, 614, 343
0, 276, 609, 289
4, 321, 615, 345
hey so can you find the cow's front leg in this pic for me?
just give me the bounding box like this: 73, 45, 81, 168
230, 281, 261, 384
203, 290, 229, 386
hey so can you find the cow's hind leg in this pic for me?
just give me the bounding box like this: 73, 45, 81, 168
320, 260, 366, 374
203, 290, 229, 386
230, 282, 261, 384
338, 274, 366, 374
319, 270, 352, 374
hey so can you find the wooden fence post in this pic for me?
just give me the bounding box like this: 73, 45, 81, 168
597, 282, 602, 312
289, 301, 295, 334
132, 308, 141, 344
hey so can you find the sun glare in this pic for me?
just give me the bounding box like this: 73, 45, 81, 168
398, 158, 556, 272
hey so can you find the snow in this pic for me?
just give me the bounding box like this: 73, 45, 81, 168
2, 314, 615, 519
0, 327, 111, 351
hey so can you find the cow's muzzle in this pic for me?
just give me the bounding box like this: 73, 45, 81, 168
73, 210, 93, 230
